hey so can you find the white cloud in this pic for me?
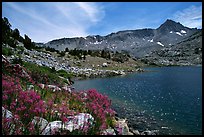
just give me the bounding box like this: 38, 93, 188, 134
75, 2, 104, 23
172, 5, 202, 29
7, 3, 64, 31
4, 2, 105, 43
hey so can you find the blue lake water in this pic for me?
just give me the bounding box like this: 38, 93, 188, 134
73, 66, 202, 135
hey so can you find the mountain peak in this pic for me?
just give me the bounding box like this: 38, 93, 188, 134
163, 19, 182, 26
165, 19, 177, 23
157, 19, 186, 34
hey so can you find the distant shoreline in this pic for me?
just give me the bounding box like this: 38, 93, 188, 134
72, 64, 202, 82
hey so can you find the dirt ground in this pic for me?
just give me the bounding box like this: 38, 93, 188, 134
64, 55, 145, 71
44, 50, 145, 71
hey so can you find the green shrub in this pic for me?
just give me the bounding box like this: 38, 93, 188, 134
24, 52, 29, 56
17, 45, 24, 52
11, 57, 23, 65
57, 69, 74, 78
2, 47, 13, 56
23, 62, 66, 85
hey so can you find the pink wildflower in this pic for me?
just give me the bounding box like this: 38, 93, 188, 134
61, 116, 68, 123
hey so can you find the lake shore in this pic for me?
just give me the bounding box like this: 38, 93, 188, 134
72, 64, 202, 82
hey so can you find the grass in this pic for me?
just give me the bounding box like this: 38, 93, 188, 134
2, 46, 13, 56
68, 55, 144, 71
57, 69, 75, 78
22, 61, 74, 85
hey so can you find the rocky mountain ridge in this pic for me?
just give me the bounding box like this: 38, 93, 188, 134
36, 19, 201, 59
140, 31, 202, 66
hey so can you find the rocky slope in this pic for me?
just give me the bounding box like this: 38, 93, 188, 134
36, 19, 200, 59
140, 31, 202, 66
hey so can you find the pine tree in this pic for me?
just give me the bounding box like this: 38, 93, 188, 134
12, 28, 20, 41
65, 47, 69, 52
23, 34, 32, 50
2, 17, 12, 44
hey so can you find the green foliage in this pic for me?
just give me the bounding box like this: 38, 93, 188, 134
22, 62, 73, 85
140, 58, 148, 64
23, 35, 32, 50
2, 47, 13, 56
2, 17, 20, 48
76, 63, 82, 67
23, 61, 61, 85
51, 66, 55, 72
65, 47, 69, 52
69, 48, 87, 60
101, 50, 111, 59
69, 48, 77, 56
24, 52, 29, 56
45, 46, 59, 53
2, 17, 41, 50
90, 50, 101, 57
58, 51, 66, 57
112, 51, 129, 63
2, 17, 12, 45
22, 35, 42, 50
57, 69, 70, 78
68, 49, 112, 60
11, 57, 23, 66
12, 28, 20, 40
121, 50, 131, 57
88, 50, 92, 55
17, 45, 24, 52
8, 38, 18, 48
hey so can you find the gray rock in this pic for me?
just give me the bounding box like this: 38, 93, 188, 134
42, 113, 94, 135
102, 128, 116, 135
2, 107, 13, 119
32, 116, 49, 131
130, 129, 140, 135
115, 118, 133, 135
38, 84, 45, 89
47, 85, 61, 92
27, 84, 34, 90
141, 130, 158, 135
2, 107, 16, 135
62, 86, 72, 92
66, 113, 94, 129
42, 121, 64, 135
102, 62, 108, 67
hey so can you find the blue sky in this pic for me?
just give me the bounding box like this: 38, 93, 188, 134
2, 2, 202, 43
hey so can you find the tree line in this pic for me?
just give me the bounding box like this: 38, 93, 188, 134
2, 17, 41, 50
61, 48, 130, 63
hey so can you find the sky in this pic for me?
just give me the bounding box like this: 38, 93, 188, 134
2, 2, 202, 43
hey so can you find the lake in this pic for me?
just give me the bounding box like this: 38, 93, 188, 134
73, 66, 202, 135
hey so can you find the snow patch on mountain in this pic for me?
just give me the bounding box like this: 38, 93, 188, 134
180, 30, 186, 34
157, 42, 164, 47
176, 32, 183, 36
148, 39, 153, 42
93, 41, 103, 44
